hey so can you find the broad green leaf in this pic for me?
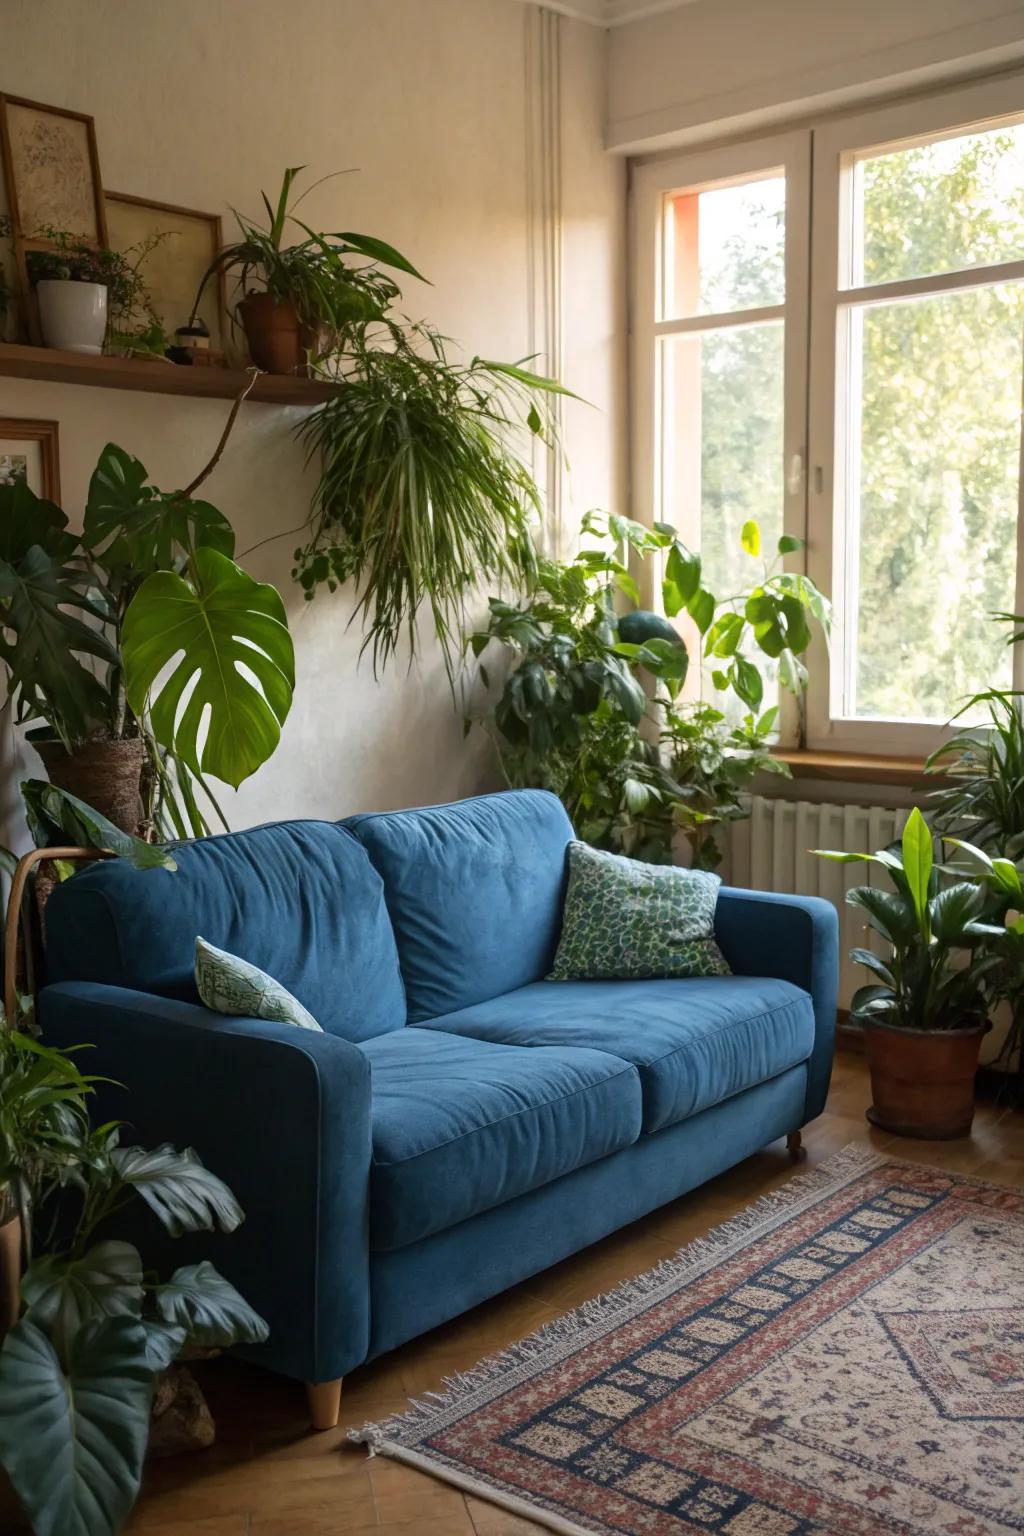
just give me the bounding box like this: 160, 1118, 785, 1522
122, 546, 295, 790
110, 1144, 244, 1237
777, 534, 804, 555
21, 1243, 144, 1364
930, 881, 984, 944
731, 656, 764, 711
0, 1314, 154, 1536
0, 479, 76, 565
740, 519, 761, 557
902, 807, 933, 936
849, 947, 896, 988
846, 885, 917, 945
663, 544, 701, 615
153, 1261, 268, 1350
20, 781, 177, 872
687, 587, 715, 633
781, 594, 811, 654
778, 647, 808, 694
744, 590, 777, 625
85, 444, 235, 573
0, 544, 116, 741
705, 612, 745, 659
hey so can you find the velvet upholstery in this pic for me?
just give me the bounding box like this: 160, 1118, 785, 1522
44, 820, 405, 1043
367, 1064, 808, 1358
36, 791, 839, 1389
344, 790, 574, 1021
714, 888, 838, 1122
38, 982, 373, 1382
360, 1028, 642, 1249
416, 976, 815, 1133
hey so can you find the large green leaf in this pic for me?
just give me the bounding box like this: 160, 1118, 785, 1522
110, 1144, 244, 1237
21, 780, 177, 872
21, 1243, 144, 1364
902, 807, 934, 936
0, 1314, 155, 1536
84, 444, 234, 573
0, 479, 77, 565
121, 546, 294, 789
0, 543, 116, 741
154, 1261, 268, 1349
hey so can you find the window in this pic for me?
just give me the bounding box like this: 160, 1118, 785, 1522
632, 134, 809, 728
633, 76, 1024, 756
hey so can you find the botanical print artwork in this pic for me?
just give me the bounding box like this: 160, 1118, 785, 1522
354, 1148, 1024, 1535
6, 103, 99, 240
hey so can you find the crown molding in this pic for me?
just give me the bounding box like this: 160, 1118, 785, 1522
512, 1, 701, 28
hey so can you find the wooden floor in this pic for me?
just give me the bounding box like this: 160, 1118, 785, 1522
13, 1055, 1024, 1536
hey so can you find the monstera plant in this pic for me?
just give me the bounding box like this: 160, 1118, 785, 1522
0, 382, 294, 839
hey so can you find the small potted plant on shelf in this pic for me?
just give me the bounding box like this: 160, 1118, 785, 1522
816, 807, 1004, 1138
26, 228, 137, 353
194, 166, 424, 374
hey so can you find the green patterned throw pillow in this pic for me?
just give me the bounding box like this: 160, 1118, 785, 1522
549, 841, 732, 981
195, 937, 323, 1031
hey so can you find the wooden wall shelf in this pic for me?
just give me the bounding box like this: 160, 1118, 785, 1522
0, 343, 340, 406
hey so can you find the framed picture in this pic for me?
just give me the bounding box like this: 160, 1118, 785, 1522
104, 191, 226, 347
0, 418, 60, 502
0, 96, 106, 245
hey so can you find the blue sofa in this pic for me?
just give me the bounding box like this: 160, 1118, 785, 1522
39, 789, 838, 1427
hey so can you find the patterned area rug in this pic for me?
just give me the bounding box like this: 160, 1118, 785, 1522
352, 1146, 1024, 1535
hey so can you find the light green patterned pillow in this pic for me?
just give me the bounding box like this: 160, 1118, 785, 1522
195, 937, 323, 1031
549, 841, 732, 981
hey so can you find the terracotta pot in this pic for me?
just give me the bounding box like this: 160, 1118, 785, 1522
35, 736, 146, 836
238, 293, 314, 375
0, 1215, 20, 1339
864, 1020, 985, 1139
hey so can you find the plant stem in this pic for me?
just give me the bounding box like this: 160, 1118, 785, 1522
177, 370, 261, 501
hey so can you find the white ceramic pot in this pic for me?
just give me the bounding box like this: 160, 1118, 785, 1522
36, 279, 107, 353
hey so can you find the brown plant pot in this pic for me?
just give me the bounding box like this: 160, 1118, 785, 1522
863, 1020, 985, 1140
35, 736, 146, 836
238, 293, 314, 375
0, 1215, 19, 1339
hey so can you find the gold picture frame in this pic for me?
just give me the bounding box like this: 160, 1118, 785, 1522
104, 190, 226, 348
0, 417, 61, 502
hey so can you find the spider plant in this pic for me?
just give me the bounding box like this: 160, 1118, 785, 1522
927, 689, 1024, 855
294, 319, 574, 678
193, 166, 425, 341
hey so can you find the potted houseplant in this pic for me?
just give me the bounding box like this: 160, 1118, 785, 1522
0, 1021, 266, 1536
816, 807, 1002, 1138
26, 228, 145, 354
0, 382, 295, 838
194, 166, 424, 374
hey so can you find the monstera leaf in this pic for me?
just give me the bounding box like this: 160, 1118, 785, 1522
84, 443, 234, 574
121, 546, 294, 789
154, 1261, 268, 1349
110, 1143, 244, 1237
0, 1314, 155, 1536
21, 1243, 145, 1364
21, 780, 177, 872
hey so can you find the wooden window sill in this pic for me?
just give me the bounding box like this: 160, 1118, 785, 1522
770, 749, 939, 788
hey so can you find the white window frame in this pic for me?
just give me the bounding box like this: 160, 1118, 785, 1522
631, 132, 811, 746
631, 72, 1024, 760
806, 74, 1024, 757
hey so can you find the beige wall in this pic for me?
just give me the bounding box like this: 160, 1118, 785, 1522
609, 0, 1024, 152
0, 0, 626, 839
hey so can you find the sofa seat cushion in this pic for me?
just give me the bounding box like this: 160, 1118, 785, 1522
361, 1027, 642, 1250
415, 976, 815, 1135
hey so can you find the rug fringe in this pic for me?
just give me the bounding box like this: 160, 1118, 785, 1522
351, 1140, 883, 1453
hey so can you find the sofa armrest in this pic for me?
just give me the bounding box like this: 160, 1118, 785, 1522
38, 982, 373, 1383
715, 888, 839, 1124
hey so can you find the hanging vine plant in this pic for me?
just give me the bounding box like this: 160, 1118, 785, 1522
293, 319, 574, 679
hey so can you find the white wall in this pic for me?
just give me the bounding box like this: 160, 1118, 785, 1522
609, 0, 1024, 153
0, 0, 626, 836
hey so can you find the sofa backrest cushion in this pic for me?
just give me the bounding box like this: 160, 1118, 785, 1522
44, 820, 406, 1042
344, 790, 574, 1022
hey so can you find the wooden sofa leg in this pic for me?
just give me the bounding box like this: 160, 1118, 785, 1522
306, 1379, 343, 1430
786, 1130, 806, 1162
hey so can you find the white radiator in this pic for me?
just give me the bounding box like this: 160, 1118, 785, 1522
727, 796, 910, 1010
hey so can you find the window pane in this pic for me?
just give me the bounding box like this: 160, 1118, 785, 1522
843, 284, 1021, 722
662, 322, 784, 705
855, 122, 1024, 286
664, 175, 785, 319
